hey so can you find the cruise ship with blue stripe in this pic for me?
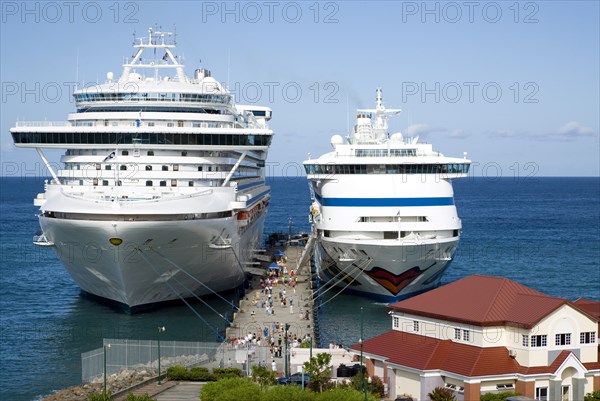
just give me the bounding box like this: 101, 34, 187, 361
304, 89, 470, 302
10, 28, 273, 310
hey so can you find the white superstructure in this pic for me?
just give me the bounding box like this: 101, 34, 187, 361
11, 28, 273, 310
304, 89, 470, 302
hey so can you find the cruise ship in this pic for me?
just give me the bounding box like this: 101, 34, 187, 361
304, 89, 470, 302
10, 28, 273, 310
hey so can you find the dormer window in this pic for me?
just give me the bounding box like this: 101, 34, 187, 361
413, 321, 419, 332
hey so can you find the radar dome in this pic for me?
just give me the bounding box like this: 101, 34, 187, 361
106, 72, 114, 81
390, 132, 404, 143
330, 135, 343, 148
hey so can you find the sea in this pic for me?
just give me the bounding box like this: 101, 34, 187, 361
0, 176, 599, 401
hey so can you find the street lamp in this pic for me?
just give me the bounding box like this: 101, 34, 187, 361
157, 326, 166, 385
103, 343, 111, 397
360, 307, 367, 401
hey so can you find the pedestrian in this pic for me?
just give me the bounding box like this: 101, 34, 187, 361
251, 310, 255, 319
271, 359, 277, 372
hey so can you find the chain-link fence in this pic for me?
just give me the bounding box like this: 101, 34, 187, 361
82, 338, 270, 383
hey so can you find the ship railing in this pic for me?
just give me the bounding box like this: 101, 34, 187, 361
15, 121, 70, 127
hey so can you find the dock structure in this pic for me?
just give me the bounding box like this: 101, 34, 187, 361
224, 234, 317, 376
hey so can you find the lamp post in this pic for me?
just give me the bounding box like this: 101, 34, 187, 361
103, 343, 111, 397
157, 326, 166, 385
360, 306, 367, 401
284, 323, 290, 377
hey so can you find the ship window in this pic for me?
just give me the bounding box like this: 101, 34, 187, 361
145, 165, 152, 171
160, 181, 167, 187
120, 165, 127, 171
117, 180, 122, 186
167, 122, 174, 127
182, 151, 187, 156
171, 179, 177, 187
162, 165, 168, 171
146, 180, 153, 186
93, 178, 98, 186
147, 151, 154, 156
96, 164, 101, 170
198, 166, 203, 171
105, 165, 111, 170
102, 180, 108, 186
122, 150, 129, 156
188, 181, 194, 187
384, 231, 398, 239
173, 164, 179, 171
453, 229, 459, 237
79, 180, 83, 185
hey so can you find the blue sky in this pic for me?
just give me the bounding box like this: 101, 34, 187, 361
1, 1, 598, 177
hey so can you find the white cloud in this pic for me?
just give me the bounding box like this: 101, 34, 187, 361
488, 130, 517, 138
531, 121, 597, 141
448, 129, 470, 139
405, 123, 445, 137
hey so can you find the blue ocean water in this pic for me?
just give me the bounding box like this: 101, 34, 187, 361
0, 176, 599, 401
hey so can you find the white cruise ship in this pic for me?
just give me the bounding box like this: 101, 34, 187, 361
304, 89, 470, 302
10, 28, 273, 310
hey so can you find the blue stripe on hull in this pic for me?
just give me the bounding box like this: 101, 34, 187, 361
315, 195, 454, 207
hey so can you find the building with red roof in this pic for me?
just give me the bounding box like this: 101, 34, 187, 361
349, 275, 600, 401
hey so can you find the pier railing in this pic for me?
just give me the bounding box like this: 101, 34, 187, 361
81, 339, 271, 383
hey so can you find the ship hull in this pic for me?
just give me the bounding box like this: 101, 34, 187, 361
314, 236, 458, 303
40, 209, 266, 309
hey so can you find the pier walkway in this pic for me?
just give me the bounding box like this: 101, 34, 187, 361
119, 238, 316, 400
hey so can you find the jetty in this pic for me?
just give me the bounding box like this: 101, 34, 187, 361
223, 232, 317, 376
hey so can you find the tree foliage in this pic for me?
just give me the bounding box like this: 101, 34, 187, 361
585, 391, 600, 401
251, 364, 278, 389
303, 352, 332, 393
428, 386, 457, 401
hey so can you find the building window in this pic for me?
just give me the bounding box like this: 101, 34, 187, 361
454, 328, 461, 340
497, 384, 514, 390
463, 329, 470, 342
531, 335, 547, 347
580, 332, 596, 344
535, 387, 548, 400
146, 165, 152, 171
159, 181, 166, 187
392, 316, 399, 329
555, 333, 571, 346
522, 335, 529, 347
146, 180, 153, 186
413, 321, 419, 332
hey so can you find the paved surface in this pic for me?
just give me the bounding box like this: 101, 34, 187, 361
223, 241, 315, 376
155, 382, 204, 400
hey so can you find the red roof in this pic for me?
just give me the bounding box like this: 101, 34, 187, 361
350, 331, 594, 377
574, 298, 600, 320
388, 275, 596, 328
350, 331, 521, 376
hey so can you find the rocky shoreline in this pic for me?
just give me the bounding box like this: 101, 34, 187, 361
41, 368, 158, 401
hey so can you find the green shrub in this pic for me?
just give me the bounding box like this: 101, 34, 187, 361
251, 364, 277, 388
585, 391, 600, 401
125, 393, 157, 401
88, 391, 113, 401
200, 378, 260, 401
428, 386, 456, 401
213, 367, 242, 379
188, 366, 216, 381
166, 365, 189, 380
480, 391, 520, 401
349, 374, 384, 397
262, 385, 315, 401
314, 387, 378, 401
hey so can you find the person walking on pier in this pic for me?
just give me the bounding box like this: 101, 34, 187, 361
271, 359, 277, 372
